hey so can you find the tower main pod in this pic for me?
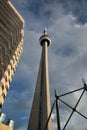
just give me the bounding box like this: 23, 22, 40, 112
27, 29, 52, 130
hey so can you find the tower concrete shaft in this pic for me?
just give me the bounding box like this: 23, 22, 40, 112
27, 30, 52, 130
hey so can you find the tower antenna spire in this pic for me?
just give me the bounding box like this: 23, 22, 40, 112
44, 27, 48, 35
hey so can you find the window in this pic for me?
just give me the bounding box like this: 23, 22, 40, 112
0, 103, 2, 108
7, 69, 10, 75
2, 93, 5, 100
0, 82, 4, 90
5, 86, 8, 92
3, 41, 9, 48
8, 79, 11, 85
8, 50, 12, 54
1, 46, 5, 58
3, 75, 7, 82
5, 56, 9, 64
2, 63, 6, 70
0, 70, 2, 79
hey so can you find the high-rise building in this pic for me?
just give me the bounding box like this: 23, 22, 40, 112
0, 0, 24, 129
0, 113, 14, 130
0, 0, 24, 108
27, 29, 52, 130
0, 123, 13, 130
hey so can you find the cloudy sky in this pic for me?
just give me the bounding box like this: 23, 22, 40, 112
2, 0, 87, 130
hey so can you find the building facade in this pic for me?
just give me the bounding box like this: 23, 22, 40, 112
0, 0, 24, 108
27, 29, 52, 130
0, 123, 13, 130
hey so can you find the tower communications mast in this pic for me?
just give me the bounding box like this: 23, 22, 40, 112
27, 29, 52, 130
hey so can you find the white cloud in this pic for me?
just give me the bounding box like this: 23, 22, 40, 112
19, 8, 87, 130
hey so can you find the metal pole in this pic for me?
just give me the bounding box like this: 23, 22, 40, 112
44, 100, 56, 130
55, 90, 61, 130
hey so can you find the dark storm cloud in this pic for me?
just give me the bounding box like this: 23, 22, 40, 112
11, 0, 87, 31
42, 0, 87, 24
57, 0, 87, 24
11, 0, 87, 24
13, 0, 87, 24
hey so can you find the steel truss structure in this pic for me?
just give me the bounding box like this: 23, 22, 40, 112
44, 79, 87, 130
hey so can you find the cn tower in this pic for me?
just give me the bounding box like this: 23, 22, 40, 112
27, 29, 52, 130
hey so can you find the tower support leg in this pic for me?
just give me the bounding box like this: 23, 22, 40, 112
55, 91, 61, 130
